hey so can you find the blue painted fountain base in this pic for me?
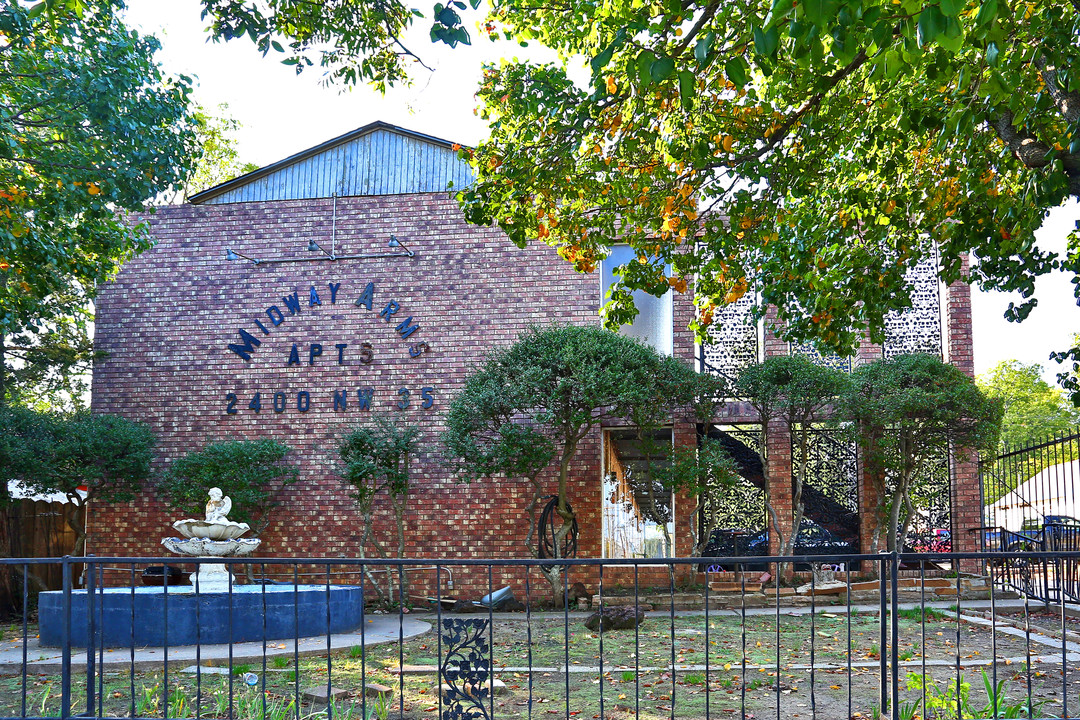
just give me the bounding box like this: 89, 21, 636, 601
39, 585, 364, 648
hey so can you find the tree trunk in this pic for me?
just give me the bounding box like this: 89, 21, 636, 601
544, 439, 579, 602
358, 505, 389, 603
0, 330, 6, 406
391, 489, 409, 602
539, 564, 565, 605
885, 477, 909, 553
778, 430, 810, 582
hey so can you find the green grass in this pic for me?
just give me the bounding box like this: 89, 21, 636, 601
0, 609, 1070, 720
897, 607, 952, 622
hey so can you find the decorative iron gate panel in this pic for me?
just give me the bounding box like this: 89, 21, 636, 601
883, 255, 943, 359
703, 424, 767, 535
699, 294, 758, 380
792, 426, 860, 551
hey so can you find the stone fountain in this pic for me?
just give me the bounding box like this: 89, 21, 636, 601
161, 487, 260, 591
38, 489, 365, 648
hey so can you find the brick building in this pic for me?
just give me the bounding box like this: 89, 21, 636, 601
89, 122, 980, 594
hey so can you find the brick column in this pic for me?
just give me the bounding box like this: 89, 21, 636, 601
761, 309, 793, 567
766, 416, 794, 561
945, 255, 982, 573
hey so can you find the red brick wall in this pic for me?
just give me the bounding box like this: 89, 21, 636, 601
89, 194, 608, 596
88, 192, 983, 596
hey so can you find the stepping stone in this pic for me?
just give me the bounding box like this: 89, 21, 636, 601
301, 686, 351, 703
440, 678, 507, 697
391, 664, 439, 674
178, 665, 230, 675
363, 682, 393, 698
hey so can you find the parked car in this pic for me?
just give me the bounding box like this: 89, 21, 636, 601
910, 528, 952, 553
701, 519, 856, 571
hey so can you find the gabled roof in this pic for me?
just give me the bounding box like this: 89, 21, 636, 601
189, 121, 473, 205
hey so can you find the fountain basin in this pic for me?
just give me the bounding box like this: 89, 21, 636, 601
162, 537, 261, 557
172, 519, 251, 541
38, 584, 364, 648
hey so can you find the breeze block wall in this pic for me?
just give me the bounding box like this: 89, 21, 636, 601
89, 193, 608, 597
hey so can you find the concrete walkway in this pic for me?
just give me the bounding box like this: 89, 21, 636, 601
0, 615, 431, 674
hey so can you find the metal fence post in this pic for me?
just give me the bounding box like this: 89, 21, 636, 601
85, 555, 96, 717
878, 555, 888, 718
890, 551, 900, 720
61, 555, 72, 720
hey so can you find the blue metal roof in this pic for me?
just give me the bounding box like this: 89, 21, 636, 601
189, 121, 474, 205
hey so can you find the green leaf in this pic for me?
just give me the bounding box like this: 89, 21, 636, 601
637, 50, 656, 86
916, 7, 943, 47
591, 44, 614, 74
649, 56, 674, 83
754, 25, 779, 58
986, 41, 1000, 67
939, 0, 964, 15
694, 31, 715, 66
678, 70, 695, 109
872, 20, 893, 48
766, 0, 795, 27
975, 0, 999, 25
725, 56, 749, 88
802, 0, 839, 26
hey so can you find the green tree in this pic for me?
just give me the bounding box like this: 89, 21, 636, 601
442, 324, 719, 597
0, 0, 199, 405
977, 359, 1079, 504
156, 439, 299, 534
339, 417, 421, 604
180, 104, 260, 201
199, 0, 1080, 390
977, 360, 1079, 450
0, 407, 155, 557
1, 301, 97, 411
198, 0, 481, 92
734, 355, 849, 574
844, 354, 1002, 552
455, 0, 1080, 361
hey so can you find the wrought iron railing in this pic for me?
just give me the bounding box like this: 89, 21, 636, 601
1, 552, 1077, 720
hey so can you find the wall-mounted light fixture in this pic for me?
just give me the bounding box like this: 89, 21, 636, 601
223, 194, 416, 265
224, 236, 414, 265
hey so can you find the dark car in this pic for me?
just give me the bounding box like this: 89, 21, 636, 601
701, 519, 856, 571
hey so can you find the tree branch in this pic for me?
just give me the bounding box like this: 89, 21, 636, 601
1036, 55, 1080, 125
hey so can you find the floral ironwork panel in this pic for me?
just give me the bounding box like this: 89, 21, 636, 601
700, 294, 758, 380
704, 424, 768, 533
792, 425, 860, 551
883, 256, 943, 359
440, 618, 492, 720
896, 449, 953, 550
790, 343, 852, 373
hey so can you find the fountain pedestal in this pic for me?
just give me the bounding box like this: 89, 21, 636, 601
161, 489, 261, 591
160, 537, 261, 591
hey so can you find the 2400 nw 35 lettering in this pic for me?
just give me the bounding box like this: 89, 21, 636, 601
224, 387, 434, 415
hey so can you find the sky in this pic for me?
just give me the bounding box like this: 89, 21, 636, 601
123, 0, 1080, 385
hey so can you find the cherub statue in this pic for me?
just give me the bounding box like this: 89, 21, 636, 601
204, 487, 233, 523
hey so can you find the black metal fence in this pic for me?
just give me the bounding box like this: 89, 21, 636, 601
1, 553, 1078, 720
980, 428, 1080, 605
